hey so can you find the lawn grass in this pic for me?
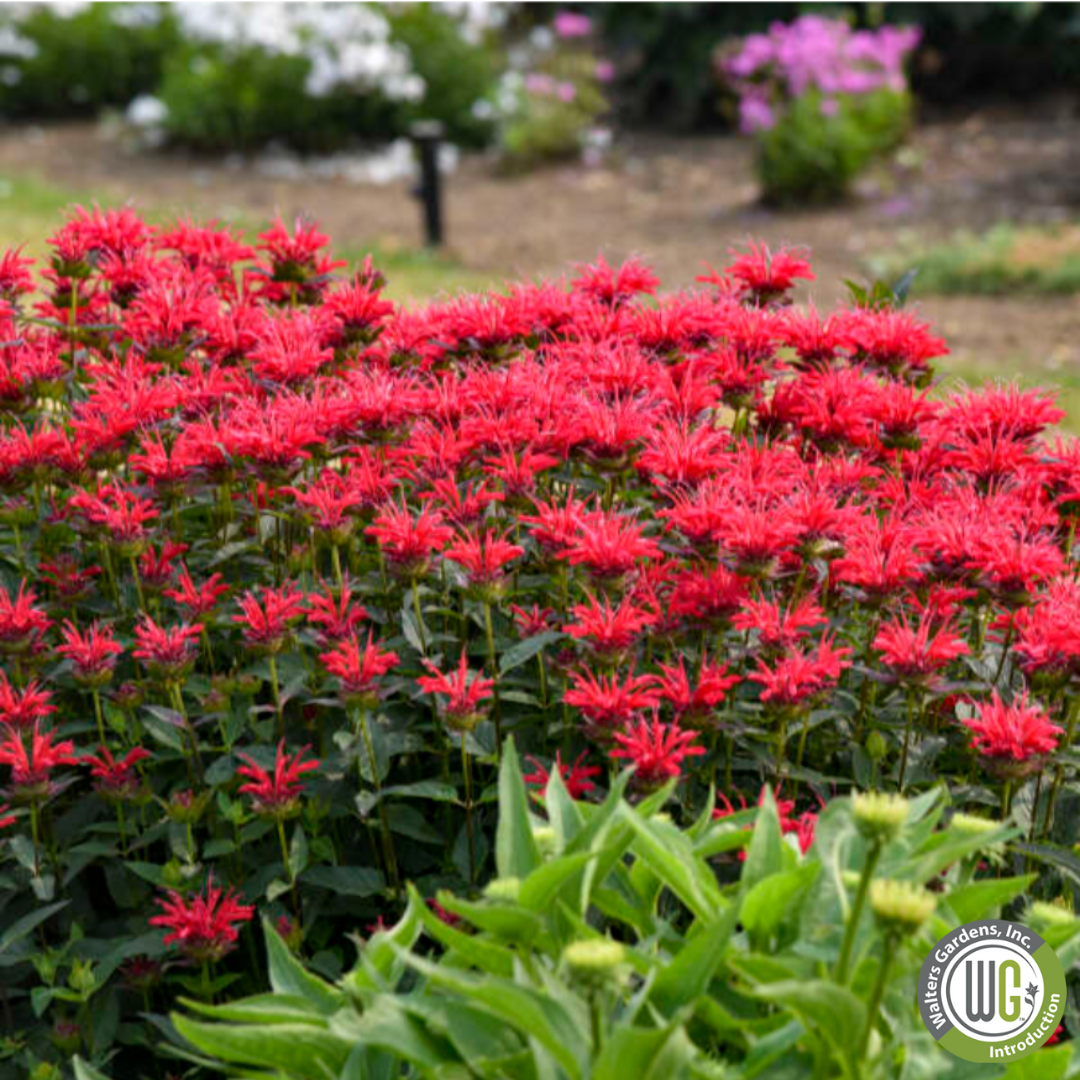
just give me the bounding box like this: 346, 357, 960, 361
0, 170, 494, 301
868, 222, 1080, 297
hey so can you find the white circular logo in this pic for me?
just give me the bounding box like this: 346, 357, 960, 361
940, 938, 1042, 1040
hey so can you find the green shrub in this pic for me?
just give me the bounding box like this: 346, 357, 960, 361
0, 4, 180, 119
154, 740, 1080, 1079
758, 88, 912, 206
389, 5, 500, 149
157, 44, 401, 155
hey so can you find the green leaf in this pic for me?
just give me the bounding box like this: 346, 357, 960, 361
617, 805, 723, 922
402, 952, 588, 1080
649, 898, 742, 1018
172, 1015, 353, 1079
495, 736, 541, 880
437, 891, 544, 943
380, 779, 459, 802
331, 996, 460, 1072
593, 1021, 700, 1080
741, 788, 783, 893
518, 851, 594, 913
264, 919, 345, 1015
944, 874, 1037, 924
742, 863, 820, 946
409, 883, 515, 977
0, 900, 68, 956
753, 980, 866, 1076
343, 897, 423, 996
302, 865, 384, 897
499, 630, 562, 675
73, 1059, 112, 1080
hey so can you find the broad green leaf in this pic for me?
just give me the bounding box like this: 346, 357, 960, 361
402, 952, 588, 1080
264, 918, 345, 1014
742, 863, 820, 946
944, 875, 1037, 924
649, 897, 742, 1018
302, 865, 384, 897
343, 897, 422, 996
73, 1059, 112, 1080
409, 883, 515, 976
437, 891, 544, 943
741, 788, 783, 893
172, 1016, 353, 1079
617, 805, 724, 922
332, 996, 461, 1072
753, 980, 866, 1077
499, 630, 562, 674
495, 736, 542, 880
518, 851, 594, 913
181, 993, 329, 1026
0, 900, 68, 955
593, 1022, 700, 1080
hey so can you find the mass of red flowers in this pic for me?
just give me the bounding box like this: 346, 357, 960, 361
0, 209, 1077, 1070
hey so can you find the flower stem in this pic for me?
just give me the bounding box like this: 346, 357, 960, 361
897, 688, 919, 792
860, 933, 897, 1060
483, 601, 503, 758
268, 653, 283, 740
837, 841, 881, 984
1040, 693, 1080, 838
355, 706, 400, 894
461, 736, 476, 885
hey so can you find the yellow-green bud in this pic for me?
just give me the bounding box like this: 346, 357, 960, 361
562, 939, 627, 987
841, 869, 862, 890
484, 877, 521, 903
870, 879, 936, 935
1027, 899, 1077, 929
949, 812, 999, 837
853, 791, 909, 843
532, 825, 557, 856
865, 730, 888, 762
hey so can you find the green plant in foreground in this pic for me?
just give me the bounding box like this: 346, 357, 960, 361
83, 741, 1080, 1080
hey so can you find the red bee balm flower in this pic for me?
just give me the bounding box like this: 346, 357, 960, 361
524, 751, 602, 799
150, 879, 255, 964
417, 650, 494, 732
0, 722, 78, 798
873, 609, 970, 685
444, 528, 524, 598
0, 671, 55, 730
58, 620, 123, 687
133, 616, 203, 682
611, 714, 705, 790
83, 746, 151, 800
237, 739, 319, 817
233, 584, 305, 652
962, 692, 1062, 778
366, 503, 453, 578
320, 632, 400, 707
0, 581, 50, 654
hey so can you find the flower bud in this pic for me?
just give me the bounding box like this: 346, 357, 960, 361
864, 730, 888, 762
870, 879, 936, 935
853, 791, 909, 843
949, 812, 999, 837
484, 877, 521, 903
532, 825, 557, 856
1026, 899, 1077, 932
562, 939, 627, 989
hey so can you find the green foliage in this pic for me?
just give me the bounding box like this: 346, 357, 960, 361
157, 44, 401, 155
0, 4, 180, 119
868, 224, 1080, 297
167, 743, 1080, 1079
389, 5, 500, 148
756, 88, 912, 206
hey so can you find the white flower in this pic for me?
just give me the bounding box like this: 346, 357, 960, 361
126, 94, 169, 128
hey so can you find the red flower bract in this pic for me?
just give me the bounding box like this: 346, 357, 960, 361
149, 878, 255, 964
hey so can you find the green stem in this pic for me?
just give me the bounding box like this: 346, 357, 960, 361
356, 706, 400, 893
1040, 693, 1080, 838
461, 736, 476, 885
897, 688, 919, 792
92, 689, 106, 746
837, 841, 881, 984
411, 578, 428, 655
483, 602, 503, 757
860, 934, 897, 1060
268, 653, 283, 740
